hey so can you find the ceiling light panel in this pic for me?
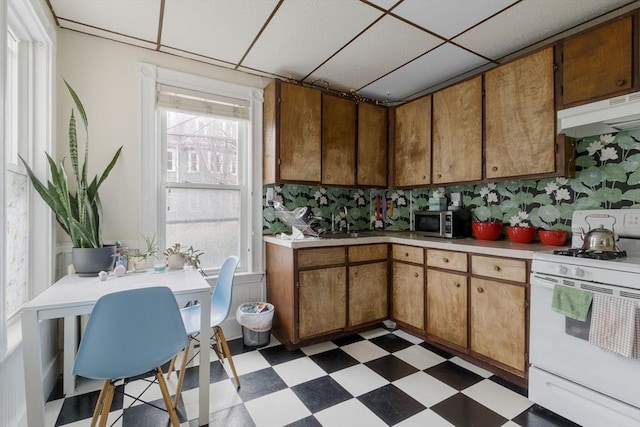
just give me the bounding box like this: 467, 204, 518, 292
454, 0, 633, 60
359, 43, 488, 101
162, 0, 279, 64
241, 0, 383, 80
307, 14, 443, 92
391, 0, 517, 39
51, 0, 160, 41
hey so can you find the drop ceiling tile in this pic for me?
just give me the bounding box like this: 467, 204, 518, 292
241, 0, 383, 80
159, 46, 238, 69
359, 42, 488, 102
162, 0, 279, 64
58, 20, 158, 50
307, 15, 443, 93
51, 0, 160, 41
392, 0, 517, 39
453, 0, 633, 60
366, 0, 402, 11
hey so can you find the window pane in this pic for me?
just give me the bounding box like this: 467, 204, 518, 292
6, 171, 28, 317
166, 187, 240, 269
166, 111, 239, 185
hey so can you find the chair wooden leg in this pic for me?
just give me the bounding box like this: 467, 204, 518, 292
90, 380, 110, 427
97, 381, 115, 427
156, 367, 181, 427
215, 326, 240, 389
214, 331, 224, 364
172, 336, 192, 408
166, 355, 178, 379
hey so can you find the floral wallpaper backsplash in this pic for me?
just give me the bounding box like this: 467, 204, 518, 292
263, 130, 640, 235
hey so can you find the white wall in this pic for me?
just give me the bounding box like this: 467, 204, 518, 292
55, 29, 269, 245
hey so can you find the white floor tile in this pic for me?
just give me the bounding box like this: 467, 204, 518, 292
449, 356, 493, 378
462, 379, 532, 419
71, 377, 106, 396
393, 371, 457, 407
272, 357, 326, 387
330, 364, 388, 396
340, 339, 389, 363
393, 329, 424, 344
123, 378, 164, 407
394, 344, 447, 370
359, 327, 390, 340
502, 421, 521, 427
44, 398, 64, 427
229, 349, 270, 376
314, 398, 388, 427
244, 388, 311, 426
395, 409, 455, 427
301, 340, 338, 355
182, 379, 242, 420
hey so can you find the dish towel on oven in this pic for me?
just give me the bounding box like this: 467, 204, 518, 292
588, 293, 639, 359
551, 285, 593, 321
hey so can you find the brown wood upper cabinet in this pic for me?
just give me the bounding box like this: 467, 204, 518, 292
560, 15, 634, 108
357, 103, 388, 187
322, 94, 356, 186
394, 95, 431, 188
263, 80, 321, 184
485, 47, 556, 180
432, 76, 482, 184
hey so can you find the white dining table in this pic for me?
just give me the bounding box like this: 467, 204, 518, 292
21, 267, 212, 426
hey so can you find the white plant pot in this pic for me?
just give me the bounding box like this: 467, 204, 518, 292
167, 254, 185, 270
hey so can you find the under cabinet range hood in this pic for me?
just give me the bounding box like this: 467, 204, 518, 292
558, 91, 640, 138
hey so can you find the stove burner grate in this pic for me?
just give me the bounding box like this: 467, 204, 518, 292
552, 248, 627, 260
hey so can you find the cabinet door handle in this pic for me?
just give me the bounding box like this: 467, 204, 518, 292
443, 257, 449, 263
405, 252, 409, 257
616, 79, 626, 86
494, 265, 501, 272
477, 287, 484, 293
456, 283, 461, 288
422, 175, 426, 180
414, 272, 419, 278
437, 173, 442, 178
492, 166, 498, 172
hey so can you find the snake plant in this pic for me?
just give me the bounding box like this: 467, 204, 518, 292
19, 80, 122, 248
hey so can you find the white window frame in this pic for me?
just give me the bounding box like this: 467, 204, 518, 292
139, 64, 263, 275
167, 148, 176, 172
1, 0, 55, 356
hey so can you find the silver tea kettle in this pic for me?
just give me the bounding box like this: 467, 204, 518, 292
580, 214, 618, 251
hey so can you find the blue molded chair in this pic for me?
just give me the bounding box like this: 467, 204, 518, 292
168, 255, 240, 407
73, 286, 187, 427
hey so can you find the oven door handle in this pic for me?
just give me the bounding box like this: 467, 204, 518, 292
531, 274, 558, 290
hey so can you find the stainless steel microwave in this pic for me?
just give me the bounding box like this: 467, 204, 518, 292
414, 210, 470, 238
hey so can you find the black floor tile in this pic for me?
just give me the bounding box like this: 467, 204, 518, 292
121, 395, 188, 426
512, 404, 582, 427
47, 377, 65, 401
365, 354, 419, 382
369, 333, 413, 353
226, 337, 262, 356
308, 348, 359, 373
174, 360, 231, 395
55, 384, 124, 426
419, 340, 455, 359
285, 415, 323, 427
291, 376, 352, 413
489, 375, 528, 397
194, 403, 256, 427
425, 361, 484, 391
431, 393, 507, 427
237, 367, 288, 402
331, 334, 364, 347
259, 345, 305, 366
358, 384, 425, 425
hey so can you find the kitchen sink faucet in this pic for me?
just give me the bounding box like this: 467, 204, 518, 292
331, 206, 349, 233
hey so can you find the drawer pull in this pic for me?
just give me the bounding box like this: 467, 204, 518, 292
456, 283, 461, 288
443, 257, 449, 263
405, 252, 409, 257
414, 272, 419, 278
437, 173, 442, 178
477, 287, 484, 293
493, 265, 501, 272
422, 175, 426, 180
492, 166, 498, 171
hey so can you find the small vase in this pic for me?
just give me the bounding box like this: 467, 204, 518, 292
538, 229, 569, 246
167, 254, 185, 270
506, 226, 537, 243
471, 221, 503, 240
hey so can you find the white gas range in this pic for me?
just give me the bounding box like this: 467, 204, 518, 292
529, 209, 640, 427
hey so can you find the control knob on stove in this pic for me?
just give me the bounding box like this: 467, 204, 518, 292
573, 267, 585, 278
558, 265, 568, 275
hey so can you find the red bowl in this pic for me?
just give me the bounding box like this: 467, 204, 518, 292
538, 229, 569, 246
506, 226, 537, 243
472, 221, 503, 240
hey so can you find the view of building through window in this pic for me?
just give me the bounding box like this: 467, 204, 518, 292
164, 110, 244, 270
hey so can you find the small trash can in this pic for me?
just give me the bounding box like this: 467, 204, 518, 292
236, 302, 274, 347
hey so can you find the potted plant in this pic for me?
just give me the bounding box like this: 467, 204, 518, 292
164, 243, 204, 270
505, 211, 537, 243
122, 234, 159, 271
471, 183, 503, 240
20, 81, 122, 276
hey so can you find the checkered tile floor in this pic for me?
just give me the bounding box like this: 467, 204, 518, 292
45, 328, 579, 427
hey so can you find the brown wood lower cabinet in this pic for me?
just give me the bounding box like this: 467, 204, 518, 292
426, 269, 467, 349
392, 262, 425, 332
349, 262, 388, 327
299, 266, 346, 339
